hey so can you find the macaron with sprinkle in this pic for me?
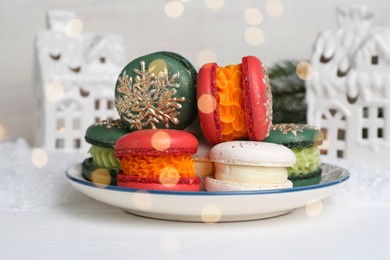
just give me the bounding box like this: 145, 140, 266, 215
263, 123, 323, 187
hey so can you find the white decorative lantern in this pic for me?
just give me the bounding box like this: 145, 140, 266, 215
33, 10, 125, 153
307, 4, 390, 169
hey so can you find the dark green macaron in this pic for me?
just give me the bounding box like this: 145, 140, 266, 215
263, 123, 323, 187
83, 119, 130, 185
82, 157, 120, 186
115, 51, 198, 131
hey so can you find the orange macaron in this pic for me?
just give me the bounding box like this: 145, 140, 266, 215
197, 56, 273, 145
115, 129, 201, 191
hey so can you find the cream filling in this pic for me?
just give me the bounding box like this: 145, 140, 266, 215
214, 163, 288, 184
195, 159, 214, 178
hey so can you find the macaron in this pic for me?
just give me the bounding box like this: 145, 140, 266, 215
115, 51, 198, 131
115, 129, 201, 191
82, 119, 130, 186
263, 123, 323, 187
197, 56, 273, 145
205, 141, 295, 191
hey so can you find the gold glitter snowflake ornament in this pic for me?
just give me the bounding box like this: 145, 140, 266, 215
115, 61, 186, 130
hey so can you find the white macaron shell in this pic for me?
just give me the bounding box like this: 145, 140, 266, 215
205, 176, 293, 191
209, 141, 296, 167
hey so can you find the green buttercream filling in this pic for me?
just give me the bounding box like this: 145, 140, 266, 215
88, 146, 120, 169
288, 146, 321, 177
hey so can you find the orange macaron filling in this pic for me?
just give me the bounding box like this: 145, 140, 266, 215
119, 154, 196, 179
216, 64, 247, 141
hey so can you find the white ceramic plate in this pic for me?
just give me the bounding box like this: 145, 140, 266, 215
66, 163, 349, 222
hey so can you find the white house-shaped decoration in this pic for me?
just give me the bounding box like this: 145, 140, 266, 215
307, 4, 390, 169
33, 10, 124, 152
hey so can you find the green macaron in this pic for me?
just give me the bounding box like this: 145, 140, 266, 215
82, 119, 130, 185
115, 51, 198, 131
263, 123, 323, 187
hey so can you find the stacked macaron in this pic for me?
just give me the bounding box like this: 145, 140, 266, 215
263, 124, 323, 187
112, 51, 201, 191
82, 119, 130, 186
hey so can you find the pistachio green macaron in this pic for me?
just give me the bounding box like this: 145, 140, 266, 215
263, 123, 323, 187
115, 51, 198, 131
82, 119, 130, 186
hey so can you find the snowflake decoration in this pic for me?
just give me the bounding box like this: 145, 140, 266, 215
115, 61, 185, 129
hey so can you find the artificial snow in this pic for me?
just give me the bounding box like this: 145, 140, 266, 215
0, 138, 389, 209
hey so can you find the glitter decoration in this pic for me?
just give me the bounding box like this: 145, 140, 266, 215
271, 123, 314, 135
305, 199, 323, 218
201, 204, 222, 223
159, 167, 180, 188
198, 94, 217, 114
151, 131, 171, 151
96, 118, 125, 129
132, 190, 154, 210
31, 148, 48, 168
115, 61, 185, 130
244, 27, 265, 46
165, 1, 184, 18
91, 168, 111, 188
65, 18, 83, 37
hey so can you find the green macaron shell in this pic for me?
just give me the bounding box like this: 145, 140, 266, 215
289, 168, 322, 187
85, 119, 130, 148
81, 157, 119, 186
115, 51, 197, 131
263, 124, 323, 148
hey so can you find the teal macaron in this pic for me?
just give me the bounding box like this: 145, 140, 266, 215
115, 51, 198, 131
82, 119, 130, 185
263, 123, 323, 187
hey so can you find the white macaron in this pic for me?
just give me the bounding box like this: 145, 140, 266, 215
205, 141, 296, 191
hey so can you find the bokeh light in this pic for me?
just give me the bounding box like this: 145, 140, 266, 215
201, 204, 222, 223
245, 8, 263, 25
296, 60, 314, 80
31, 148, 48, 168
197, 94, 217, 114
204, 0, 225, 10
46, 81, 64, 102
196, 50, 217, 67
244, 27, 265, 46
305, 199, 323, 218
165, 1, 184, 18
266, 0, 285, 17
151, 131, 171, 151
160, 234, 181, 253
0, 124, 5, 141
65, 18, 83, 37
159, 167, 180, 188
132, 190, 154, 210
149, 59, 168, 75
180, 0, 191, 2
91, 168, 111, 188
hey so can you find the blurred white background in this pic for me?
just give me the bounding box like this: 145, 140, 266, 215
0, 0, 388, 145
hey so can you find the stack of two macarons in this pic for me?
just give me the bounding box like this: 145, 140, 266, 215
112, 51, 203, 191
195, 56, 298, 191
196, 57, 324, 191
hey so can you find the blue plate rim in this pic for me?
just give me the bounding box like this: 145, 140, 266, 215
66, 163, 350, 196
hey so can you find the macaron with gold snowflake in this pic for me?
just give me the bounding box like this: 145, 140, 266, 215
115, 51, 198, 131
